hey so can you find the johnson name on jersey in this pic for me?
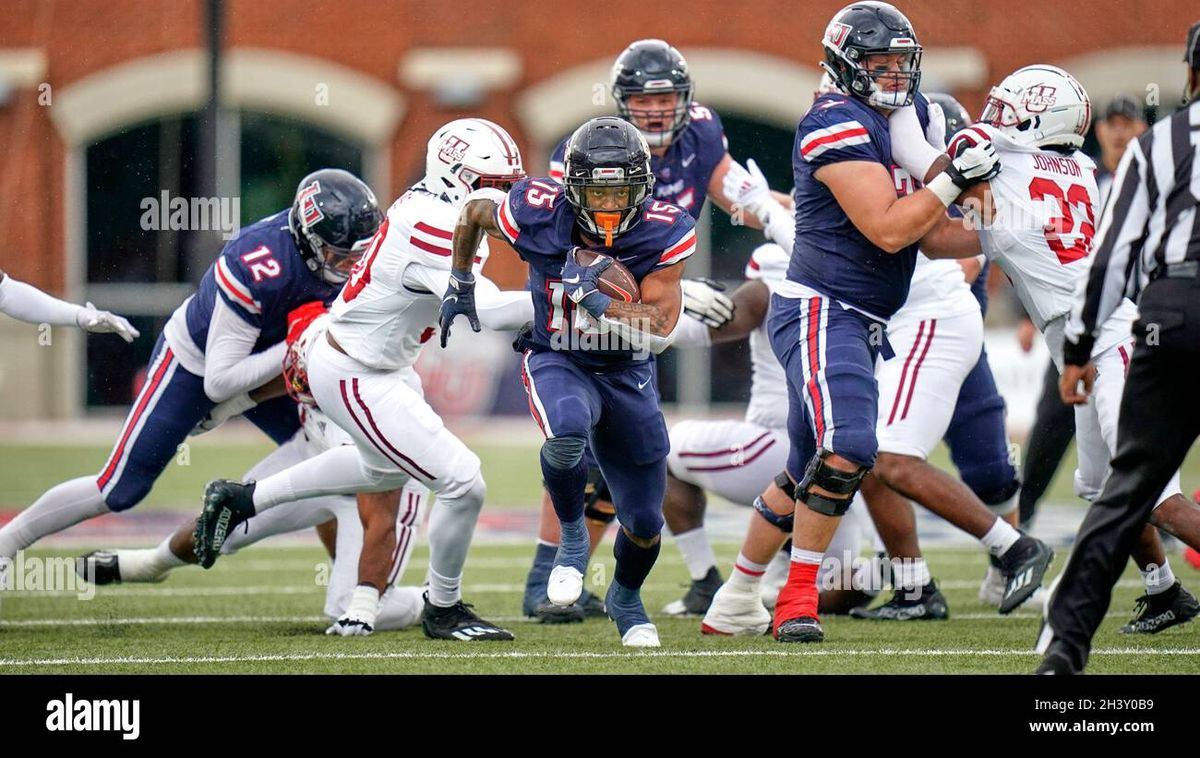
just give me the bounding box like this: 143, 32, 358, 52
497, 176, 696, 369
966, 123, 1101, 331
785, 92, 930, 321
330, 188, 491, 371
549, 103, 729, 218
163, 210, 341, 375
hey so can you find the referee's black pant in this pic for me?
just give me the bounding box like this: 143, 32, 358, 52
1041, 276, 1200, 672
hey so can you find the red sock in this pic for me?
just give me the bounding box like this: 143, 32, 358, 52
773, 560, 820, 637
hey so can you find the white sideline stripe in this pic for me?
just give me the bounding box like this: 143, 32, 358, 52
0, 614, 535, 627
3, 647, 1199, 668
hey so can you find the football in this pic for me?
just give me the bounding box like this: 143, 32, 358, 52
575, 248, 641, 302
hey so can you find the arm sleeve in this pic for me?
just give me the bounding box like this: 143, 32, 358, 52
888, 103, 944, 181
671, 311, 713, 348
1065, 139, 1151, 359
203, 295, 287, 402
0, 275, 85, 326
599, 308, 682, 355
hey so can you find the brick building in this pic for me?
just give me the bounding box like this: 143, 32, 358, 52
0, 0, 1193, 417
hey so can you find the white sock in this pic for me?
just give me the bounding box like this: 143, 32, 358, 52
1143, 559, 1176, 595
790, 546, 824, 565
252, 446, 401, 511
894, 557, 931, 590
980, 518, 1021, 556
673, 527, 717, 581
114, 538, 187, 582
0, 476, 109, 558
729, 552, 768, 590
427, 568, 461, 607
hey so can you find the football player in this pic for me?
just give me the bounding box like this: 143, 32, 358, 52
0, 272, 138, 341
0, 170, 381, 586
890, 64, 1200, 634
76, 305, 430, 635
765, 2, 1056, 644
193, 120, 534, 641
443, 116, 696, 647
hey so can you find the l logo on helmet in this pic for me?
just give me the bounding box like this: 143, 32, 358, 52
438, 135, 470, 165
824, 21, 852, 49
1022, 85, 1057, 113
297, 181, 324, 226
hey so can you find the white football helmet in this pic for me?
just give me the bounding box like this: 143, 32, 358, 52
980, 65, 1092, 149
422, 118, 525, 206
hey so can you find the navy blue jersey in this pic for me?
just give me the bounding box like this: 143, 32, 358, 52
972, 259, 991, 316
549, 103, 728, 219
787, 93, 930, 320
496, 177, 697, 370
184, 210, 340, 354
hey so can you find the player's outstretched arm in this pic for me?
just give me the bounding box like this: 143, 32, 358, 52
440, 197, 502, 347
0, 270, 139, 341
707, 280, 769, 344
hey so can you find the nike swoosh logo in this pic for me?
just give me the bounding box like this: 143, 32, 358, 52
444, 295, 457, 305
563, 275, 580, 284
617, 255, 637, 262
637, 375, 651, 390
682, 154, 696, 167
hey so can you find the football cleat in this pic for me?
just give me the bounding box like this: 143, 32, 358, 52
534, 588, 606, 624
1119, 581, 1200, 634
194, 480, 257, 569
662, 566, 722, 617
547, 565, 584, 607
997, 535, 1054, 614
621, 623, 661, 648
75, 550, 122, 585
774, 615, 824, 643
849, 581, 949, 621
421, 593, 514, 641
701, 581, 771, 636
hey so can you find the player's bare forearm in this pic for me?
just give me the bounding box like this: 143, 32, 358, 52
709, 280, 769, 344
603, 265, 684, 336
919, 214, 982, 258
452, 199, 500, 274
817, 161, 949, 254
248, 374, 287, 403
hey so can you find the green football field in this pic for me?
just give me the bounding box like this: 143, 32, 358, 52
1, 439, 1199, 674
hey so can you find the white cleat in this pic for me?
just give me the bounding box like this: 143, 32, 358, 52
621, 623, 661, 647
547, 565, 584, 607
702, 581, 771, 636
978, 565, 1006, 607
661, 599, 688, 616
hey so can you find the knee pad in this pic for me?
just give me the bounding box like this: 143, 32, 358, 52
585, 498, 616, 526
624, 510, 664, 541
798, 449, 867, 517
753, 495, 794, 533
774, 470, 797, 500
541, 435, 587, 471
975, 477, 1021, 516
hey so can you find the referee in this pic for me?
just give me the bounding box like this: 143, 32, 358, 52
1037, 21, 1200, 675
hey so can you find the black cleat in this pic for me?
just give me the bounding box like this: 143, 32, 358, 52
998, 536, 1054, 614
849, 581, 949, 621
75, 550, 121, 585
194, 480, 257, 569
1035, 653, 1078, 675
533, 588, 606, 624
662, 566, 723, 616
775, 616, 824, 643
422, 593, 515, 641
1119, 581, 1200, 634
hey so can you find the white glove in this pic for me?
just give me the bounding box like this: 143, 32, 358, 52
190, 392, 258, 436
722, 159, 771, 219
326, 585, 380, 637
926, 133, 1001, 207
76, 303, 140, 343
681, 278, 736, 329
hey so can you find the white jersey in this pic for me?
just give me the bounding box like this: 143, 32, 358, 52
329, 188, 489, 371
971, 125, 1100, 331
890, 253, 980, 327
744, 244, 790, 429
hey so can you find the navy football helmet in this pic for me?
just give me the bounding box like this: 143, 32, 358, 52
288, 169, 384, 285
927, 92, 972, 145
611, 39, 694, 147
821, 2, 922, 110
562, 117, 654, 246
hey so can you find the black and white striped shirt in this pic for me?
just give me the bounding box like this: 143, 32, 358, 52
1064, 98, 1200, 364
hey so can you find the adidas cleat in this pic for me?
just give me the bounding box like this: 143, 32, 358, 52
662, 566, 723, 617
849, 581, 949, 621
774, 615, 824, 643
421, 593, 514, 641
998, 536, 1054, 614
1119, 581, 1200, 634
194, 480, 257, 569
75, 550, 123, 585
